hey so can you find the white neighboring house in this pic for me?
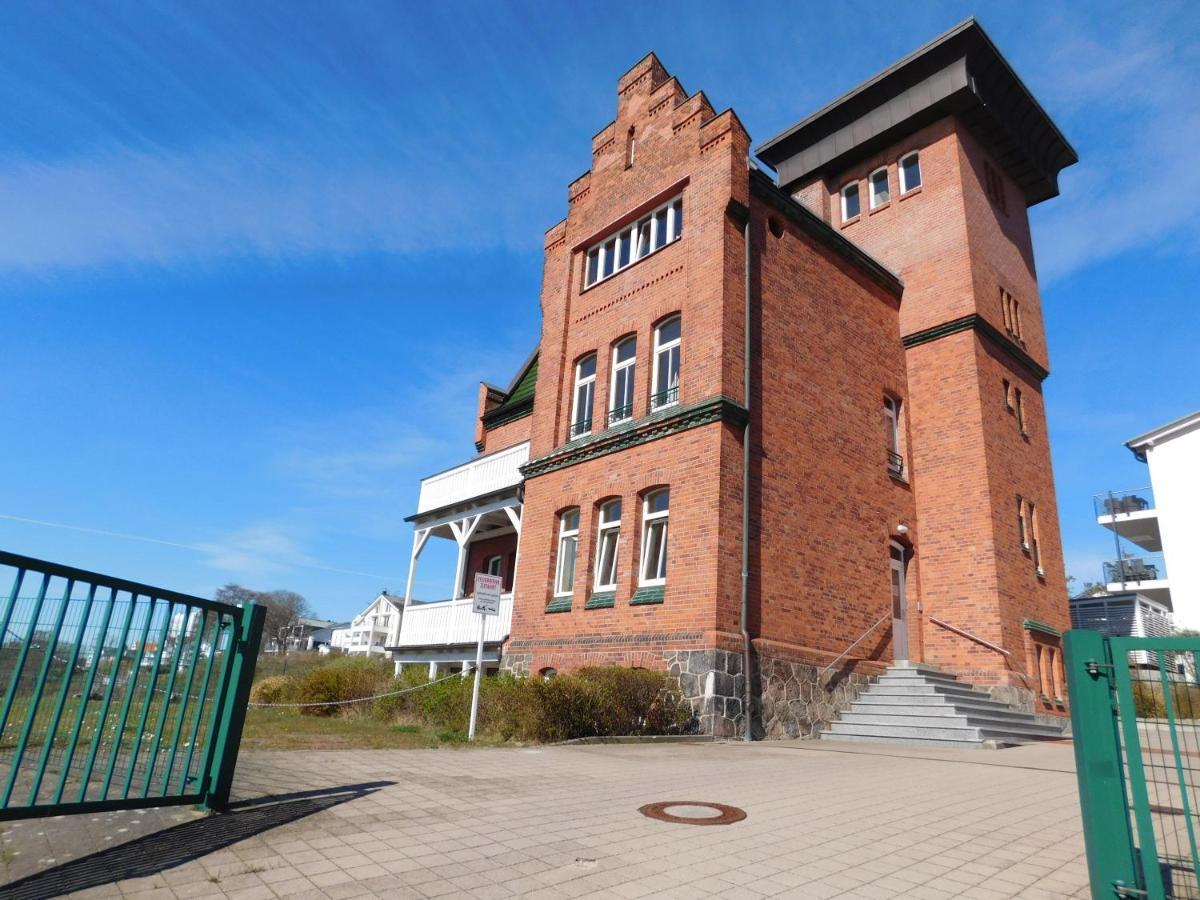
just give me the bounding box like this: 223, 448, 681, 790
1097, 410, 1200, 629
331, 593, 405, 656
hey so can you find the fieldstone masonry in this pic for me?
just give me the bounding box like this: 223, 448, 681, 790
666, 648, 873, 739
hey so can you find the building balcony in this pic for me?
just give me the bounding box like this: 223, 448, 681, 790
1104, 553, 1170, 606
416, 441, 529, 517
1095, 487, 1161, 552
390, 593, 514, 661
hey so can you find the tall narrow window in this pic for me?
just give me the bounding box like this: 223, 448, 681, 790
555, 509, 580, 596
1001, 288, 1022, 341
1030, 503, 1043, 575
570, 355, 596, 439
651, 317, 681, 410
884, 395, 903, 477
1003, 379, 1013, 411
609, 336, 636, 425
625, 126, 636, 168
899, 151, 922, 193
1017, 495, 1028, 549
594, 499, 621, 590
841, 181, 861, 221
640, 489, 669, 585
485, 555, 502, 577
869, 167, 890, 208
1015, 388, 1026, 435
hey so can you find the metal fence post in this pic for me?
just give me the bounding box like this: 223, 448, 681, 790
1063, 629, 1140, 899
200, 602, 265, 813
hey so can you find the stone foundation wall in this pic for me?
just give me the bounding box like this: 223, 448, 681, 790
501, 652, 532, 677
666, 647, 874, 739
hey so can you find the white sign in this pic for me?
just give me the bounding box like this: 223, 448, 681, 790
473, 573, 502, 616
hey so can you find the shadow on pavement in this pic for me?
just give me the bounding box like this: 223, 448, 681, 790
3, 780, 395, 900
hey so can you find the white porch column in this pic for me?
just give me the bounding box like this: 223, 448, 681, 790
403, 528, 431, 609
429, 661, 439, 679
448, 514, 483, 600
504, 504, 523, 592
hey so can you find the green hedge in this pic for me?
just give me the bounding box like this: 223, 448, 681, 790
249, 658, 692, 741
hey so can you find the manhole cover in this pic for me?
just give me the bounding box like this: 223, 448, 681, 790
638, 801, 746, 826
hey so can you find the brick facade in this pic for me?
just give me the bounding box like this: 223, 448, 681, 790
456, 33, 1074, 733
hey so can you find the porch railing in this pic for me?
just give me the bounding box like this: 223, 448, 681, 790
416, 442, 529, 515
395, 594, 514, 648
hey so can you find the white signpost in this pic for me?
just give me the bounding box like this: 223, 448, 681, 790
468, 572, 502, 740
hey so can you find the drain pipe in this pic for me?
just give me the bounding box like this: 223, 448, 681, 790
740, 211, 753, 743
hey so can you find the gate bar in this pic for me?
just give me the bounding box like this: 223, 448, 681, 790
157, 610, 208, 798
99, 597, 158, 800
140, 605, 192, 796
120, 601, 176, 799
75, 593, 138, 802
177, 615, 225, 795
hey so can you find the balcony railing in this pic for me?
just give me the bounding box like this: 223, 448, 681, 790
650, 386, 679, 410
608, 404, 633, 426
394, 593, 514, 648
569, 418, 592, 440
1094, 487, 1155, 519
416, 441, 529, 514
886, 448, 905, 479
1104, 554, 1168, 585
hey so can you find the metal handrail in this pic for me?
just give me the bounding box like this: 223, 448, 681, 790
820, 613, 890, 676
928, 616, 1011, 657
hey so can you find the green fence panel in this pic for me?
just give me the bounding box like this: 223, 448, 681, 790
0, 551, 261, 820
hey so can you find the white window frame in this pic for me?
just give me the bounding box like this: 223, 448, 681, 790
640, 490, 669, 586
570, 354, 596, 439
840, 181, 861, 221
884, 395, 901, 456
899, 151, 921, 194
554, 509, 580, 597
583, 193, 683, 289
593, 499, 622, 591
869, 167, 890, 209
609, 336, 636, 425
651, 316, 681, 411
485, 555, 502, 578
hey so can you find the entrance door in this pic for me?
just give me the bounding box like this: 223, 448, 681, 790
889, 542, 909, 660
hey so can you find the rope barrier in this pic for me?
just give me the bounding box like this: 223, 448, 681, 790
246, 668, 473, 709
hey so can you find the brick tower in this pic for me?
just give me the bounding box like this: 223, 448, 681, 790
758, 18, 1078, 708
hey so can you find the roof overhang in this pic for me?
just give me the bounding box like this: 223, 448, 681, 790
1125, 410, 1200, 461
755, 18, 1078, 206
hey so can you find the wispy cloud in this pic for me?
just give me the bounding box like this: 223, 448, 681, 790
1029, 13, 1200, 281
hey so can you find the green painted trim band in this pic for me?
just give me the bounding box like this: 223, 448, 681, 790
902, 314, 1050, 381
585, 592, 616, 610
630, 586, 665, 606
523, 395, 748, 479
1023, 618, 1060, 637
545, 596, 572, 613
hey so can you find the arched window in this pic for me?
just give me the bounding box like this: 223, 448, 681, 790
840, 181, 860, 221
651, 317, 680, 410
570, 355, 596, 439
640, 489, 669, 585
869, 167, 890, 208
899, 151, 922, 193
539, 667, 557, 680
554, 508, 580, 597
594, 499, 622, 590
609, 337, 636, 424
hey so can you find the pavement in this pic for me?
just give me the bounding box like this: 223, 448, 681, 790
1, 739, 1089, 899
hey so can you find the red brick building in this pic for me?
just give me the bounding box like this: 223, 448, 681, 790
390, 19, 1077, 738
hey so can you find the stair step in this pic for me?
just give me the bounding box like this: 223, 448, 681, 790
819, 731, 990, 749
867, 683, 990, 698
826, 722, 982, 741
840, 711, 1063, 736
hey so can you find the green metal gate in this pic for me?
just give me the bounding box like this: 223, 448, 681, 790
0, 550, 264, 820
1066, 629, 1200, 899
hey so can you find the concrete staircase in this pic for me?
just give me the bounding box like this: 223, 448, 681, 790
821, 662, 1068, 748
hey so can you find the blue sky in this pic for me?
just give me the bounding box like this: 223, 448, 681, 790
1, 0, 1196, 621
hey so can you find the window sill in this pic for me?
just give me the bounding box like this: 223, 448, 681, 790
868, 201, 891, 215
899, 186, 922, 201
585, 591, 616, 610
839, 215, 860, 229
631, 585, 665, 605
545, 596, 573, 613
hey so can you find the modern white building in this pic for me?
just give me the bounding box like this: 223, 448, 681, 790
331, 593, 405, 656
386, 438, 526, 677
1096, 410, 1200, 629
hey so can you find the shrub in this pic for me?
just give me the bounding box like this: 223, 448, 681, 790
575, 667, 690, 735
249, 675, 297, 706
291, 656, 395, 716
370, 666, 434, 722
418, 674, 475, 731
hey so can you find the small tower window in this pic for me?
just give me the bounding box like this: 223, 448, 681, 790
625, 127, 636, 168
869, 167, 890, 208
840, 182, 861, 221
899, 152, 922, 193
